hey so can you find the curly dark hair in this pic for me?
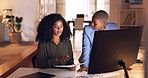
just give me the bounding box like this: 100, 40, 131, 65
36, 14, 72, 42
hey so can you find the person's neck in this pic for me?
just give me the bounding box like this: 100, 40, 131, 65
52, 35, 60, 45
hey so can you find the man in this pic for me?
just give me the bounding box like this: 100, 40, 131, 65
78, 10, 118, 72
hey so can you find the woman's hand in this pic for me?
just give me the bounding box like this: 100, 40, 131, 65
56, 55, 70, 62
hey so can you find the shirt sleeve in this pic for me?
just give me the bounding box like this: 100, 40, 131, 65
66, 40, 74, 65
79, 26, 91, 68
36, 41, 55, 68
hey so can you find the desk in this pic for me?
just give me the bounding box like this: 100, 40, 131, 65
0, 45, 37, 78
8, 67, 125, 78
67, 21, 91, 26
8, 63, 144, 78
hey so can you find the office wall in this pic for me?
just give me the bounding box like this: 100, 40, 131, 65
0, 0, 12, 41
144, 15, 148, 78
89, 0, 96, 20
109, 0, 122, 28
144, 0, 148, 77
0, 0, 134, 41
56, 0, 66, 18
0, 15, 4, 42
0, 0, 39, 42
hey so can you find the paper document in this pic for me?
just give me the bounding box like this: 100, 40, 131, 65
55, 63, 84, 68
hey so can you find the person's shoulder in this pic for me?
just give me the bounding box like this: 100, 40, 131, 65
84, 25, 92, 29
63, 39, 71, 43
106, 22, 118, 30
84, 25, 93, 31
63, 39, 72, 46
38, 41, 43, 45
106, 22, 117, 26
38, 40, 49, 45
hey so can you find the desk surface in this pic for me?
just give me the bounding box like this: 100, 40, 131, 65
8, 67, 125, 78
8, 63, 144, 78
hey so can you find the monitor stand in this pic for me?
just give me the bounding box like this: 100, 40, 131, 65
119, 60, 129, 78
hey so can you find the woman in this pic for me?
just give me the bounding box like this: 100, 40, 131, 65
36, 14, 75, 70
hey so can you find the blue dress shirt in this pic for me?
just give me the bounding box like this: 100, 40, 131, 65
79, 23, 118, 68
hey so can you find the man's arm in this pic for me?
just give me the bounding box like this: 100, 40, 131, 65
78, 26, 92, 71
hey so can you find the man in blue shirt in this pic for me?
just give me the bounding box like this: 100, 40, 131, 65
78, 10, 118, 72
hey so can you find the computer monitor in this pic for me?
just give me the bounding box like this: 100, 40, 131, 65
88, 26, 143, 75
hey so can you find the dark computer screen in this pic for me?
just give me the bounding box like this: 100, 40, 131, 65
88, 26, 143, 74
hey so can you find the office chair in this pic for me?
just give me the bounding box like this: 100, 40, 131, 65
32, 56, 37, 68
73, 18, 84, 35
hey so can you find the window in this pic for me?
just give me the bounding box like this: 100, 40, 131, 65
96, 0, 110, 14
65, 0, 110, 21
39, 0, 56, 20
66, 0, 89, 20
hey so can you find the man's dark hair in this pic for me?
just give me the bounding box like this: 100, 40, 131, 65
92, 10, 109, 23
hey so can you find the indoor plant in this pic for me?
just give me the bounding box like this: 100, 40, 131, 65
2, 9, 23, 43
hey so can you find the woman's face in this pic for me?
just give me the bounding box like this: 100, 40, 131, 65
52, 20, 64, 36
91, 18, 105, 30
